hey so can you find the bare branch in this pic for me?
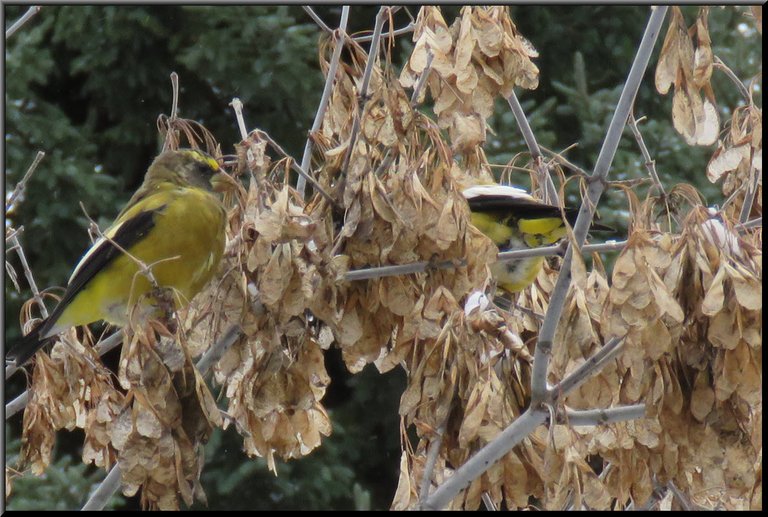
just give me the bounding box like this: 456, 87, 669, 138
418, 420, 447, 503
7, 233, 48, 319
344, 258, 466, 282
421, 408, 546, 510
344, 240, 627, 283
302, 6, 333, 33
506, 91, 559, 205
557, 404, 646, 426
410, 51, 434, 106
666, 480, 704, 511
6, 151, 45, 213
481, 492, 498, 511
169, 72, 179, 120
354, 21, 415, 43
627, 112, 667, 197
81, 463, 122, 510
297, 7, 350, 196
255, 130, 337, 205
341, 7, 388, 175
5, 391, 29, 420
549, 336, 626, 398
230, 98, 249, 141
194, 324, 243, 375
530, 6, 668, 406
740, 216, 762, 230
713, 55, 751, 103
739, 163, 760, 224
5, 5, 42, 40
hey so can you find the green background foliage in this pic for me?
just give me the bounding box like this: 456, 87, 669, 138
4, 5, 761, 510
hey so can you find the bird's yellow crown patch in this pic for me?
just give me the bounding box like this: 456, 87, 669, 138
182, 149, 220, 172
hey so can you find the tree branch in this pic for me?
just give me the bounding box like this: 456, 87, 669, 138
302, 6, 333, 34
297, 6, 350, 197
530, 6, 668, 406
343, 240, 627, 283
549, 336, 626, 398
5, 5, 41, 40
506, 91, 559, 205
418, 420, 447, 503
340, 7, 388, 175
6, 151, 45, 213
627, 112, 667, 197
713, 55, 751, 103
557, 404, 646, 426
420, 408, 546, 510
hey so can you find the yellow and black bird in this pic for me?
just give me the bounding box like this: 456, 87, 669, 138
7, 149, 228, 367
463, 184, 608, 294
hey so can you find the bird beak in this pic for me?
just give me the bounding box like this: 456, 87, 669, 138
210, 171, 232, 193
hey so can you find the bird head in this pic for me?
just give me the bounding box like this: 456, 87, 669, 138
146, 149, 228, 192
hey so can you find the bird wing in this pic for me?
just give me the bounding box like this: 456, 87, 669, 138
5, 204, 162, 365
56, 208, 161, 327
464, 192, 612, 232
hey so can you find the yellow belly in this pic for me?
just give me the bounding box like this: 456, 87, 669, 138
491, 256, 545, 293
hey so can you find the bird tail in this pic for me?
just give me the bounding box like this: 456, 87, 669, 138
5, 322, 54, 368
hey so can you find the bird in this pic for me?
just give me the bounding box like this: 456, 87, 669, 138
6, 148, 228, 367
462, 184, 609, 294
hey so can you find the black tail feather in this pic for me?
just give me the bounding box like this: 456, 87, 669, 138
5, 323, 54, 368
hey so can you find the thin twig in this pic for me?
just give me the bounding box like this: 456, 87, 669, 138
627, 112, 667, 197
80, 202, 163, 290
344, 239, 627, 283
5, 391, 30, 419
256, 130, 336, 205
297, 6, 350, 197
740, 216, 762, 230
8, 233, 48, 319
481, 492, 498, 511
340, 7, 388, 175
229, 97, 261, 187
530, 6, 668, 406
410, 51, 434, 106
558, 404, 646, 426
169, 72, 179, 120
666, 480, 701, 511
738, 163, 760, 224
418, 420, 447, 503
302, 6, 333, 33
629, 476, 668, 510
5, 5, 41, 40
713, 56, 751, 103
81, 323, 244, 511
354, 21, 415, 42
194, 324, 243, 375
540, 145, 588, 176
230, 98, 249, 141
81, 463, 122, 510
162, 73, 180, 152
549, 336, 625, 398
344, 258, 466, 282
5, 226, 24, 244
421, 408, 546, 510
6, 151, 45, 213
506, 91, 559, 205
